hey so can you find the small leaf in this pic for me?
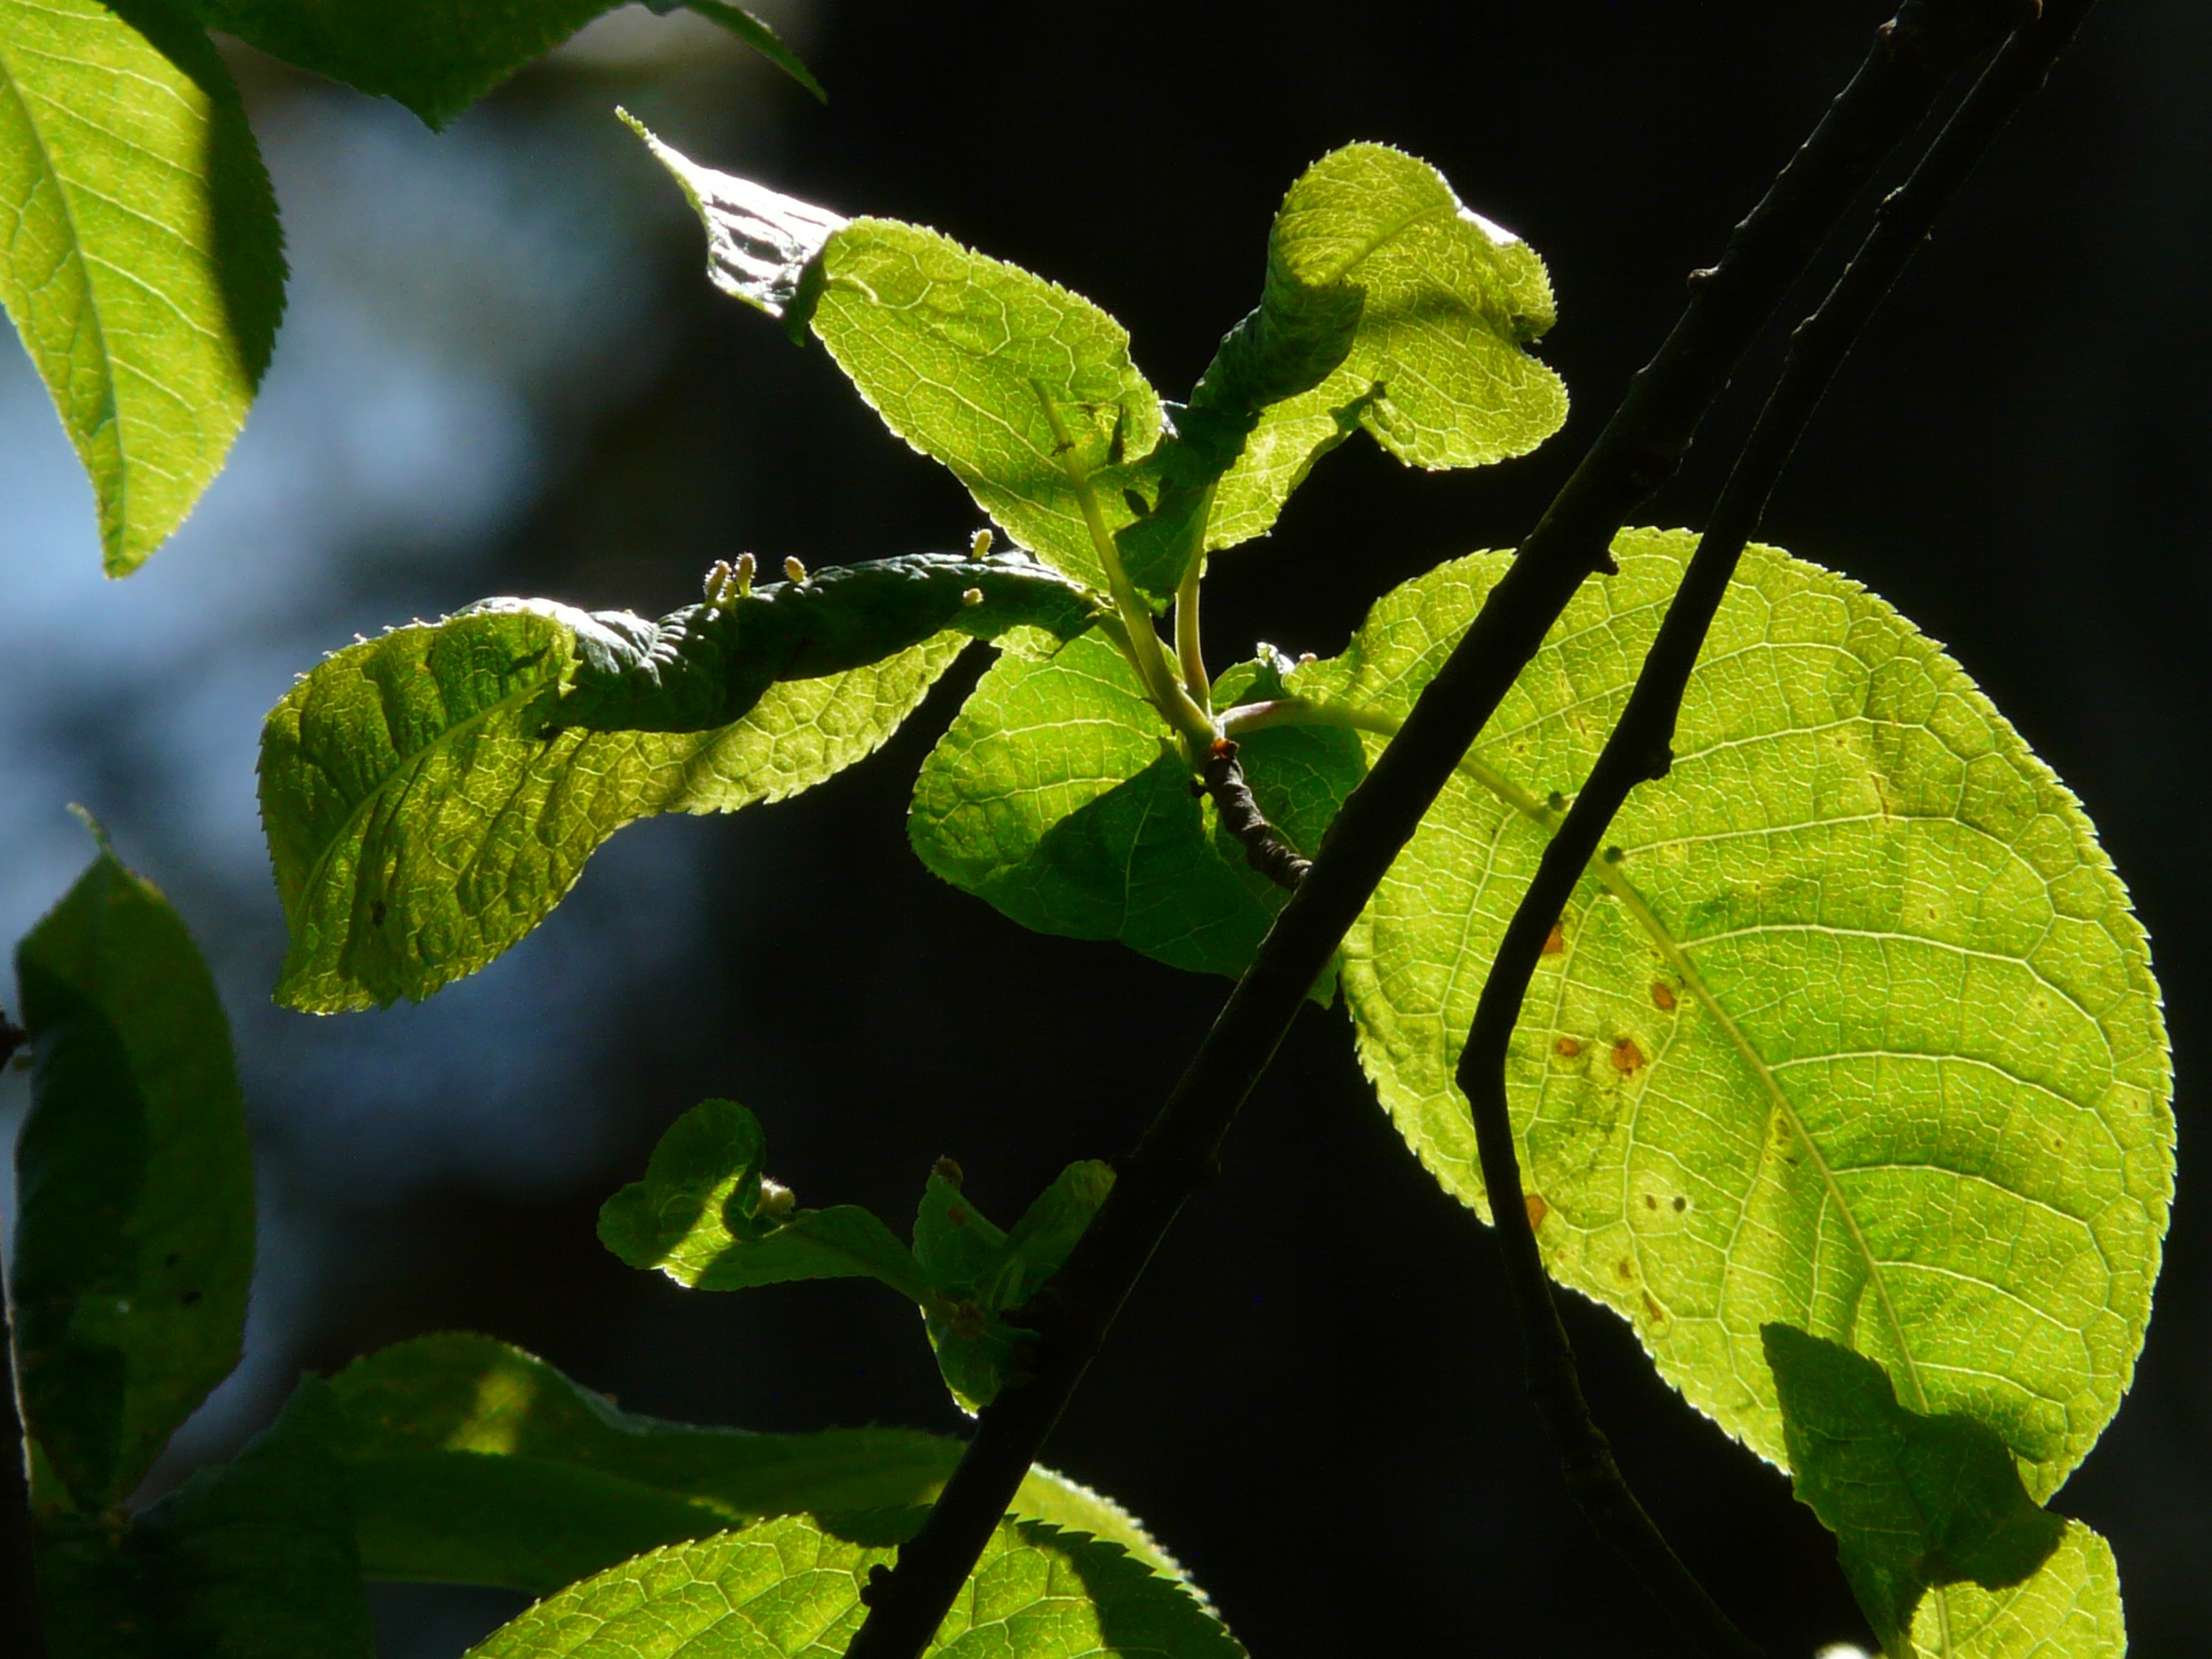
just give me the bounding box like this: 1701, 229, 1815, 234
32, 1380, 375, 1659
909, 634, 1360, 988
625, 108, 845, 323
324, 1332, 1194, 1596
600, 1099, 929, 1300
1763, 1324, 2065, 1656
1118, 143, 1567, 589
1323, 531, 2173, 1500
914, 1160, 1112, 1414
466, 1511, 1244, 1659
0, 0, 287, 573
11, 830, 253, 1513
628, 127, 1168, 595
1907, 1521, 2125, 1659
260, 553, 1087, 1010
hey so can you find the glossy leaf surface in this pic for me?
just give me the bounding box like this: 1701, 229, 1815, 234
468, 1512, 1242, 1659
1765, 1325, 2064, 1655
909, 635, 1361, 985
12, 836, 252, 1513
0, 0, 284, 573
1310, 530, 2171, 1498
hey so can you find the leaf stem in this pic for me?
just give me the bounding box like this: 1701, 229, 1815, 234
1451, 6, 2081, 1656
842, 7, 2027, 1655
1174, 543, 1212, 715
1032, 386, 1215, 754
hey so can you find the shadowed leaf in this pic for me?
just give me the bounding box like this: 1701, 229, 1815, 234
11, 832, 251, 1513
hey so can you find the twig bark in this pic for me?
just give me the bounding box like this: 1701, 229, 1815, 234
1453, 4, 2089, 1653
842, 5, 2026, 1654
1201, 740, 1311, 890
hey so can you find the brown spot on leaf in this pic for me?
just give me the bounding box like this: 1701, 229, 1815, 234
1616, 1258, 1636, 1282
1651, 982, 1677, 1011
1555, 1036, 1580, 1058
1672, 1195, 1687, 1213
1523, 1193, 1549, 1229
1642, 1290, 1666, 1322
933, 1156, 964, 1187
1611, 1038, 1645, 1075
1643, 1194, 1658, 1210
1542, 923, 1565, 956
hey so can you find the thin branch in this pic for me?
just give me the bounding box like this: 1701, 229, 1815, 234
842, 5, 2025, 1654
1452, 4, 2089, 1654
1200, 739, 1311, 890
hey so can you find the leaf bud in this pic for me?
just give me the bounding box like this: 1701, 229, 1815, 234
783, 555, 808, 583
961, 587, 985, 607
970, 528, 994, 558
756, 1178, 796, 1220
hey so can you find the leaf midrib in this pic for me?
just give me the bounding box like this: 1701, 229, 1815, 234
286, 636, 568, 955
0, 12, 124, 551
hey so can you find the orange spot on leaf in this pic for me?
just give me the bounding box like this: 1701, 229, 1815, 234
1651, 982, 1677, 1011
1555, 1036, 1581, 1058
1542, 923, 1565, 956
1611, 1038, 1645, 1075
1524, 1193, 1549, 1229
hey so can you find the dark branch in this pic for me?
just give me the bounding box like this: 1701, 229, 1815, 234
1452, 5, 2087, 1655
1201, 739, 1311, 890
841, 5, 2026, 1655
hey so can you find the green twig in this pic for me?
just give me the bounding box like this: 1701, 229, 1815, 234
842, 6, 2024, 1656
1452, 5, 2083, 1654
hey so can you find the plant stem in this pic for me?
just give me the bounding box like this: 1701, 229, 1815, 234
1174, 514, 1214, 714
1033, 386, 1215, 752
1452, 5, 2085, 1654
842, 7, 2024, 1655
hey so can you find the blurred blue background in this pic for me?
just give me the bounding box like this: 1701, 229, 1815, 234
1, 3, 2205, 1654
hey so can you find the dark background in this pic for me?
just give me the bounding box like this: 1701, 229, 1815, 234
1, 2, 2204, 1655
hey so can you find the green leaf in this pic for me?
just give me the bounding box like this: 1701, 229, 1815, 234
324, 1332, 1191, 1596
1315, 529, 2172, 1498
260, 553, 1090, 1011
32, 1380, 375, 1659
908, 633, 1361, 988
1907, 1521, 2125, 1659
670, 3, 823, 102
630, 122, 1166, 595
466, 1511, 1244, 1659
184, 1, 819, 129
1763, 1325, 2065, 1656
914, 1160, 1113, 1414
11, 830, 253, 1514
0, 0, 286, 574
600, 1099, 929, 1300
1119, 143, 1567, 589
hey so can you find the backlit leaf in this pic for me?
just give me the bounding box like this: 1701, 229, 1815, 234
326, 1332, 1191, 1595
1907, 1521, 2125, 1659
1764, 1324, 2065, 1656
1121, 142, 1567, 588
467, 1511, 1243, 1659
598, 1099, 928, 1299
630, 123, 1166, 596
11, 832, 252, 1513
1309, 529, 2171, 1499
260, 553, 1093, 1011
0, 0, 285, 573
908, 634, 1361, 986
